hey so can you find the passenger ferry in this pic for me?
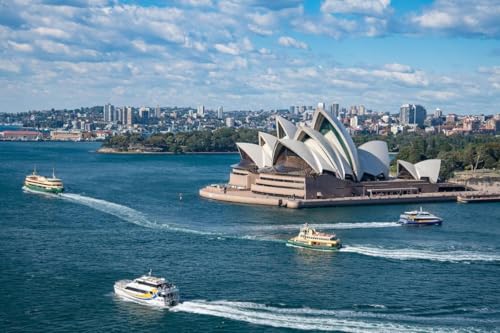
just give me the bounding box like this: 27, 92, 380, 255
287, 223, 342, 252
23, 167, 64, 194
114, 271, 179, 308
398, 207, 443, 226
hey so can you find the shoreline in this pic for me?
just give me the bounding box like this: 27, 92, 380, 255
96, 147, 238, 155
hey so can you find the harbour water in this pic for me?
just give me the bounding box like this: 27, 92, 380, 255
1, 142, 499, 332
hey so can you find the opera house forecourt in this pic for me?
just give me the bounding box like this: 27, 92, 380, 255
199, 107, 468, 209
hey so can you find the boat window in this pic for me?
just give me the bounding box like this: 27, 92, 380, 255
125, 286, 149, 293
136, 280, 160, 288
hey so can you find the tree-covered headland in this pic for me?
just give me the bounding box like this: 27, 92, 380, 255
103, 130, 499, 179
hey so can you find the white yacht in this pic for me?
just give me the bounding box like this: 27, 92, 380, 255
114, 271, 179, 308
399, 207, 443, 226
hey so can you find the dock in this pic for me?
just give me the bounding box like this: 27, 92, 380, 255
457, 193, 500, 203
199, 186, 498, 209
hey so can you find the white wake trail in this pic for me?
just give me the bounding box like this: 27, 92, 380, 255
340, 245, 500, 263
171, 300, 482, 332
59, 193, 280, 242
249, 222, 400, 231
60, 193, 217, 236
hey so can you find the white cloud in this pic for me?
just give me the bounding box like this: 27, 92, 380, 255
7, 40, 33, 52
214, 42, 240, 55
278, 36, 308, 49
321, 0, 391, 16
32, 27, 71, 39
411, 0, 500, 37
0, 60, 21, 73
248, 24, 273, 36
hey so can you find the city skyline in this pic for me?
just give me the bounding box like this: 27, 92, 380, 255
0, 0, 499, 114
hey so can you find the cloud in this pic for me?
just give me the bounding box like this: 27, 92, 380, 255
32, 27, 71, 39
214, 42, 240, 55
0, 0, 496, 114
410, 0, 500, 37
278, 36, 308, 49
7, 40, 33, 52
321, 0, 391, 16
0, 60, 21, 73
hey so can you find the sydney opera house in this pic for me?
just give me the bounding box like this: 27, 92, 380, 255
200, 108, 466, 208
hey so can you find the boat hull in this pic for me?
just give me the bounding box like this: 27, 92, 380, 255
23, 183, 64, 194
398, 219, 442, 226
286, 240, 342, 252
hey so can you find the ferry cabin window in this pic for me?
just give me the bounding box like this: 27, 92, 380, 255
136, 280, 160, 288
125, 286, 149, 293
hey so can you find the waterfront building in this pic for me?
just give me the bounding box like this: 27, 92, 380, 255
50, 130, 82, 141
0, 130, 42, 141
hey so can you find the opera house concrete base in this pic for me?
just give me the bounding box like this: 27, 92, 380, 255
199, 181, 468, 209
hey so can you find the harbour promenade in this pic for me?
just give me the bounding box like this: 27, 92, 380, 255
199, 184, 499, 209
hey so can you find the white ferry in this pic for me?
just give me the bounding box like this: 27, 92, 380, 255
114, 271, 179, 308
23, 167, 64, 194
287, 223, 342, 251
398, 207, 443, 226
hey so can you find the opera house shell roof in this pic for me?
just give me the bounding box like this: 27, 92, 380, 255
236, 108, 441, 184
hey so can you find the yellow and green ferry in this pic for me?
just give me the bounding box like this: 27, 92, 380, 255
23, 167, 64, 194
287, 223, 342, 252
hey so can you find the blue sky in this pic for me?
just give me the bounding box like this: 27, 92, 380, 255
0, 0, 498, 114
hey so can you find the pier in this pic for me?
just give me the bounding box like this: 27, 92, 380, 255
199, 185, 498, 209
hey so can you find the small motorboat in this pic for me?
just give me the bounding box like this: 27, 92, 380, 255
114, 270, 179, 308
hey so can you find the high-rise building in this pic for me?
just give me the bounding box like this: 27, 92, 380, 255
126, 107, 133, 125
217, 106, 224, 119
330, 103, 340, 118
104, 103, 114, 122
350, 116, 358, 128
225, 117, 235, 127
317, 102, 325, 110
434, 108, 443, 118
400, 104, 427, 126
197, 105, 205, 117
358, 105, 366, 116
154, 105, 160, 118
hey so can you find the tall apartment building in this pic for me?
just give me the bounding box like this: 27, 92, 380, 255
400, 104, 427, 126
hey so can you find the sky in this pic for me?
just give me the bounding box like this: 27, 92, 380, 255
0, 0, 499, 114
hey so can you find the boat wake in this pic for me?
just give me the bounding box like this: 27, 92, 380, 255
340, 245, 500, 263
58, 193, 280, 242
171, 300, 481, 332
249, 222, 400, 231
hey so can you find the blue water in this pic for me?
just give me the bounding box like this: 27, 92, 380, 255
1, 142, 499, 332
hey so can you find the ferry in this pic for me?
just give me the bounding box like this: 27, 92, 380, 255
398, 207, 443, 226
286, 223, 342, 252
114, 271, 179, 308
23, 167, 64, 194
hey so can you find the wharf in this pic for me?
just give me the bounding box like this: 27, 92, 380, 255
457, 193, 500, 203
199, 186, 487, 209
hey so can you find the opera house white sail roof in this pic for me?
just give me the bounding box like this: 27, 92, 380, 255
236, 108, 441, 184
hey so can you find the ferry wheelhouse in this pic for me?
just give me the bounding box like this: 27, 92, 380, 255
23, 167, 64, 194
398, 207, 443, 226
287, 223, 342, 251
114, 271, 179, 308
